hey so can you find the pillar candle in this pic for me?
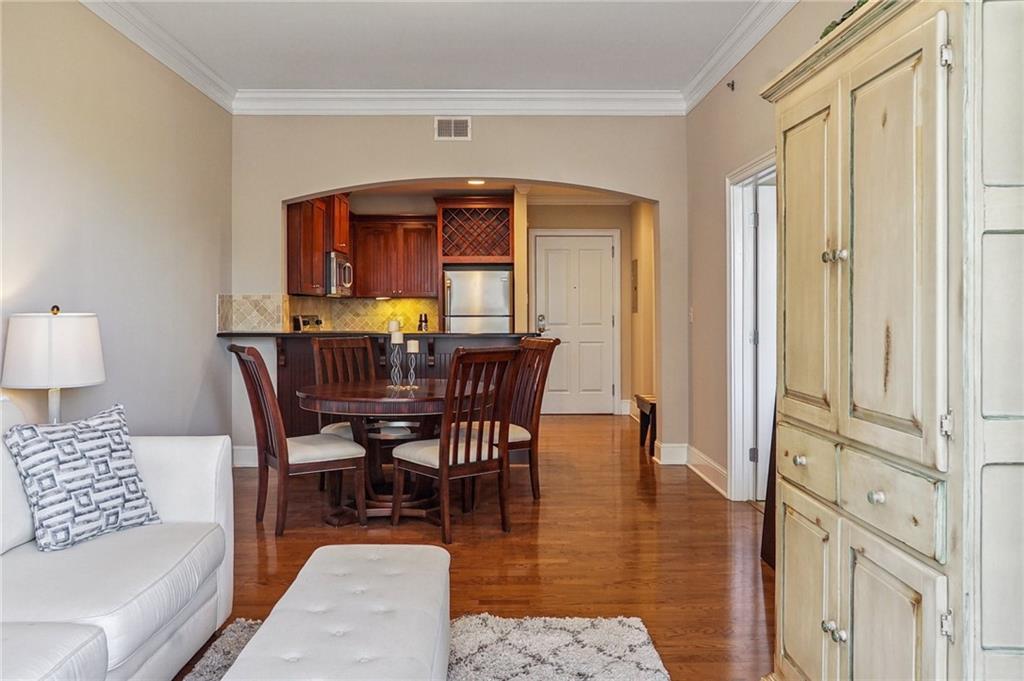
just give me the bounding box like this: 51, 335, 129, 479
406, 339, 420, 354
390, 331, 404, 345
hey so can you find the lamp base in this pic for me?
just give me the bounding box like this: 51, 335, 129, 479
48, 387, 62, 424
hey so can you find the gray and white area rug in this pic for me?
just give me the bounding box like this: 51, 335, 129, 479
186, 614, 669, 681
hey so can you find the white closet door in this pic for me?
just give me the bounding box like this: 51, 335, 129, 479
534, 235, 615, 413
838, 12, 949, 471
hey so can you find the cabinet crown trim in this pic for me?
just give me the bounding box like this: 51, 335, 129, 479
760, 0, 913, 102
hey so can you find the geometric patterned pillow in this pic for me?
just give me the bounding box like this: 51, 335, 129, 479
2, 404, 160, 551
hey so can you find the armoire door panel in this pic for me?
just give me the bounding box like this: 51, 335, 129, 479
839, 13, 948, 471
778, 483, 840, 681
839, 521, 947, 681
777, 84, 840, 432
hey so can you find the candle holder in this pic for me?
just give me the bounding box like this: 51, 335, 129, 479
406, 353, 417, 389
389, 343, 403, 389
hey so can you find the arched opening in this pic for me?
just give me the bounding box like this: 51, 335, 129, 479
271, 176, 658, 417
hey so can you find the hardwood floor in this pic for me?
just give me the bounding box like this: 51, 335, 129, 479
227, 415, 774, 680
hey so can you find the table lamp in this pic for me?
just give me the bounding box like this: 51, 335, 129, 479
1, 307, 106, 423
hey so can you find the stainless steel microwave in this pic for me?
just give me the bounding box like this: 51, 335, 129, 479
327, 251, 353, 297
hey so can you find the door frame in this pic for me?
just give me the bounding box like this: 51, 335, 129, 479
528, 228, 622, 415
726, 150, 776, 501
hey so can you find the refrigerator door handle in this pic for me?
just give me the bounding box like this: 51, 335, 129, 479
444, 277, 452, 329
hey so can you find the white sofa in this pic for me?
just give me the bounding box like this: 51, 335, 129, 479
0, 399, 234, 681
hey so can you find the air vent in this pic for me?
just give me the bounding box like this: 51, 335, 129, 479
435, 116, 472, 141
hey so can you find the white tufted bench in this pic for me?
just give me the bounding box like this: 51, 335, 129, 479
224, 545, 451, 680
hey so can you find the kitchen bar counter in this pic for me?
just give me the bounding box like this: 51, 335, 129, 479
221, 330, 534, 436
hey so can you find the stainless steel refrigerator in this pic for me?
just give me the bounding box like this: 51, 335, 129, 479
443, 266, 513, 333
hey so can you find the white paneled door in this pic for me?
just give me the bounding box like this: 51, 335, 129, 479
533, 233, 616, 414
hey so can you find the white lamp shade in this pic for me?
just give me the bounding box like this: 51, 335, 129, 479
1, 313, 106, 389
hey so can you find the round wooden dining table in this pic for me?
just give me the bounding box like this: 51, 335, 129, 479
296, 379, 449, 520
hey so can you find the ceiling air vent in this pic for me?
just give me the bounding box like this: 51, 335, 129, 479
435, 116, 472, 141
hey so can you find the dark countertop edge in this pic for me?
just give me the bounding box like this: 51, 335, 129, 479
217, 331, 537, 338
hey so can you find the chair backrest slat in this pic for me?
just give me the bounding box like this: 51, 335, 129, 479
440, 346, 519, 469
510, 337, 561, 434
228, 344, 289, 468
312, 336, 377, 385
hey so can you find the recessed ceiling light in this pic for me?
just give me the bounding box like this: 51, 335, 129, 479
467, 179, 486, 185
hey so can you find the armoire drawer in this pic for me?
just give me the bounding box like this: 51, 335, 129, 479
839, 447, 946, 562
777, 424, 838, 502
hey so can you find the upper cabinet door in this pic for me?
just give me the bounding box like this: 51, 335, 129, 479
777, 83, 841, 432
838, 521, 948, 681
329, 195, 351, 254
398, 222, 438, 297
839, 13, 949, 471
777, 483, 840, 681
353, 221, 397, 297
286, 199, 326, 296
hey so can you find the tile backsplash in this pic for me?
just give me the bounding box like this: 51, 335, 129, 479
218, 294, 439, 333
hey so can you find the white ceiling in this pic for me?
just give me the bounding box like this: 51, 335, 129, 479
84, 1, 796, 115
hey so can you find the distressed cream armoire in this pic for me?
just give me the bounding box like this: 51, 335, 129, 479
760, 1, 1023, 679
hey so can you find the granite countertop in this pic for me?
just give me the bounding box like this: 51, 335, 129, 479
217, 331, 534, 338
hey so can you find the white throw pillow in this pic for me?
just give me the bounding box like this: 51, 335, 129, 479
2, 404, 160, 551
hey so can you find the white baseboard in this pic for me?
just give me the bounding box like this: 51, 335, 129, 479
653, 441, 688, 465
686, 444, 729, 498
233, 446, 257, 468
616, 399, 632, 415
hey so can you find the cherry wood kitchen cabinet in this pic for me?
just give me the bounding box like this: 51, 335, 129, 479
327, 194, 351, 254
286, 198, 326, 296
398, 220, 438, 296
352, 219, 396, 297
436, 196, 514, 264
352, 216, 437, 298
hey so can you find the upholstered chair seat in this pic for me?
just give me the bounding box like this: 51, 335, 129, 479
286, 434, 367, 464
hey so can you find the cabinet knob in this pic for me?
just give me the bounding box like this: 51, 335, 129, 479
792, 454, 808, 467
866, 489, 887, 505
821, 250, 834, 263
821, 620, 837, 634
835, 248, 850, 261
831, 628, 848, 644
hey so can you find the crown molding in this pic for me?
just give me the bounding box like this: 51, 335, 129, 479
232, 89, 687, 116
82, 1, 235, 111
82, 0, 792, 117
680, 0, 796, 114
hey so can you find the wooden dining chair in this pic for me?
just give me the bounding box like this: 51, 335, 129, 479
391, 346, 520, 544
229, 344, 367, 536
507, 337, 561, 499
310, 336, 414, 441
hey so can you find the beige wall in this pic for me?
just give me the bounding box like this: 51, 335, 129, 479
525, 203, 634, 400
686, 1, 845, 468
631, 202, 657, 406
231, 115, 689, 449
0, 2, 233, 433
